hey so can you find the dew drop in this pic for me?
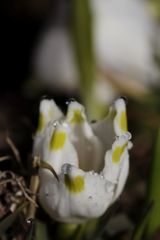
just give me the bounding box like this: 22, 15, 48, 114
89, 170, 94, 175
94, 172, 98, 176
105, 182, 114, 193
61, 163, 71, 175
125, 131, 132, 140
66, 98, 76, 105
53, 121, 58, 127
120, 96, 128, 104
40, 95, 48, 100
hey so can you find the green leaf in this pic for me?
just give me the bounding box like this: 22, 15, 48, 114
146, 128, 160, 238
35, 220, 49, 240
132, 202, 153, 240
27, 220, 49, 240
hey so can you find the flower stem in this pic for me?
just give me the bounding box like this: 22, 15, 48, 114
70, 0, 106, 120
57, 223, 79, 240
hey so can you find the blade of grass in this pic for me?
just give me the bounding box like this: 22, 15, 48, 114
132, 201, 153, 240
146, 128, 160, 238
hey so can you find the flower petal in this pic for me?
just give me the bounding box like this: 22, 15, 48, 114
37, 99, 63, 133
33, 121, 55, 159
39, 163, 115, 223
91, 112, 115, 153
33, 99, 63, 156
47, 123, 79, 174
112, 151, 129, 202
37, 122, 78, 176
113, 98, 128, 136
102, 133, 130, 201
66, 101, 103, 171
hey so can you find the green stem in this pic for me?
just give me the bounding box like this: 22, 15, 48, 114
70, 0, 106, 120
146, 128, 160, 238
57, 223, 79, 240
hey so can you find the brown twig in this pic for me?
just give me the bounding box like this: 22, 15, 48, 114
0, 155, 11, 162
0, 171, 37, 207
0, 179, 15, 185
16, 178, 38, 208
26, 155, 59, 219
6, 136, 21, 163
26, 156, 40, 220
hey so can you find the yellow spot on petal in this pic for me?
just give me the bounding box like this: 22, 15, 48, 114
119, 111, 127, 132
70, 110, 84, 124
50, 131, 66, 150
112, 144, 127, 163
37, 112, 45, 132
64, 175, 85, 194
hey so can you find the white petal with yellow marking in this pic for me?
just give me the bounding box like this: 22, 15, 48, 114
33, 99, 63, 158
113, 98, 128, 136
102, 134, 129, 185
38, 99, 63, 132
39, 163, 115, 223
46, 123, 78, 175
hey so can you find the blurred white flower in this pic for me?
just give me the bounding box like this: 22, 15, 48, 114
33, 28, 79, 92
33, 98, 132, 223
33, 0, 159, 101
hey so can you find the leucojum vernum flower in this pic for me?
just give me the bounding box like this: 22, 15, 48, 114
33, 98, 132, 223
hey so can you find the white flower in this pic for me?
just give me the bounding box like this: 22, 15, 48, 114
33, 0, 159, 101
33, 98, 132, 223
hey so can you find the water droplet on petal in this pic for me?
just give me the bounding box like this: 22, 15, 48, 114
40, 95, 48, 100
94, 172, 98, 176
128, 141, 133, 149
53, 121, 57, 127
105, 181, 114, 193
89, 170, 95, 175
125, 131, 132, 140
61, 163, 71, 175
120, 96, 128, 104
66, 98, 76, 105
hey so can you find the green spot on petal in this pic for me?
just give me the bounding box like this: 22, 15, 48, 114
112, 144, 127, 163
37, 112, 45, 132
70, 110, 84, 124
120, 111, 127, 132
50, 131, 66, 150
64, 175, 85, 194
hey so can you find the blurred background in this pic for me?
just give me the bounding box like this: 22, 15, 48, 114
0, 0, 160, 239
